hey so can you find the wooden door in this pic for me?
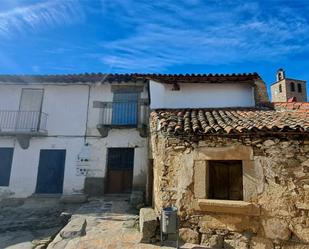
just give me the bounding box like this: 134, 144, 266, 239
106, 148, 134, 193
0, 148, 14, 186
36, 150, 66, 194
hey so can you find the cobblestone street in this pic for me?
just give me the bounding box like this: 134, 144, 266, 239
0, 196, 205, 249
47, 196, 206, 249
0, 198, 79, 249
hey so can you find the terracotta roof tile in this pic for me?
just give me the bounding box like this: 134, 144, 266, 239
152, 108, 309, 135
0, 72, 260, 84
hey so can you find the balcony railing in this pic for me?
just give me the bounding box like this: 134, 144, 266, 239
97, 100, 148, 137
0, 111, 48, 135
98, 100, 148, 127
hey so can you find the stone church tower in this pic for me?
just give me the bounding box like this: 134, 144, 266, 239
271, 69, 307, 102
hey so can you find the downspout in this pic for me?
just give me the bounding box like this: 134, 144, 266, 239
84, 84, 91, 144
147, 79, 151, 106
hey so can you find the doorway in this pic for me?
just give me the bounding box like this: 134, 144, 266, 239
106, 148, 134, 193
36, 149, 66, 194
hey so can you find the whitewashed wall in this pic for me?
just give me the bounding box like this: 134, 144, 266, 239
0, 84, 89, 198
86, 84, 149, 189
0, 136, 85, 198
149, 80, 255, 109
0, 84, 89, 136
86, 130, 148, 188
0, 82, 149, 198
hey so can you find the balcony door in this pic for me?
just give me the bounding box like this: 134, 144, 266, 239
112, 92, 138, 126
17, 89, 44, 131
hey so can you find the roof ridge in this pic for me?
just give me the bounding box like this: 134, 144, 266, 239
0, 72, 261, 84
0, 72, 259, 77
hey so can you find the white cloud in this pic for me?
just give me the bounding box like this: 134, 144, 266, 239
99, 0, 309, 71
0, 0, 84, 38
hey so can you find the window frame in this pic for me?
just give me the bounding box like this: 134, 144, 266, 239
192, 144, 261, 216
208, 160, 244, 201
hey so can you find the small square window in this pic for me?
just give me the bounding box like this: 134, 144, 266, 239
208, 160, 243, 200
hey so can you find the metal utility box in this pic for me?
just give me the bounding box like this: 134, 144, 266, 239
162, 207, 178, 233
160, 207, 179, 248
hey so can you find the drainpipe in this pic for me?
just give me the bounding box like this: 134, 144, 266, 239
84, 84, 91, 144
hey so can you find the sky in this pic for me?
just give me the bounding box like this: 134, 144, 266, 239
0, 0, 308, 96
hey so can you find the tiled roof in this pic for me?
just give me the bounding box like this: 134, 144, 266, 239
152, 108, 309, 135
0, 72, 260, 84
142, 73, 260, 84
273, 102, 309, 113
0, 73, 145, 84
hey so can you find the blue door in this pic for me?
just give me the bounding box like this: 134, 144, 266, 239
112, 93, 138, 126
36, 149, 66, 194
0, 148, 14, 186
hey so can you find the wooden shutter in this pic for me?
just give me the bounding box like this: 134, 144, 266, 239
208, 160, 243, 200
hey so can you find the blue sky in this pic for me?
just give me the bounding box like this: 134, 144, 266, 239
0, 0, 308, 95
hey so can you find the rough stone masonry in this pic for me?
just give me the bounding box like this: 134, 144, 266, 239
150, 132, 309, 249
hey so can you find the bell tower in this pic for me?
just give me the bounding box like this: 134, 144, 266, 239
271, 69, 307, 102
276, 68, 285, 82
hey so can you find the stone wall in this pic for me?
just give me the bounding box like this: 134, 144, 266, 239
254, 78, 269, 105
151, 132, 309, 248
271, 79, 307, 103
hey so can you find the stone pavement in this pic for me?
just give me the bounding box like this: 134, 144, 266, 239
0, 197, 80, 249
47, 196, 208, 249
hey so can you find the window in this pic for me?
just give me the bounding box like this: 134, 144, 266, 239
279, 84, 282, 93
208, 160, 243, 200
290, 82, 295, 92
0, 148, 14, 186
298, 83, 302, 93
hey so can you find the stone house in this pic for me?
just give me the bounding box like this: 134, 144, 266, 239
149, 74, 309, 248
